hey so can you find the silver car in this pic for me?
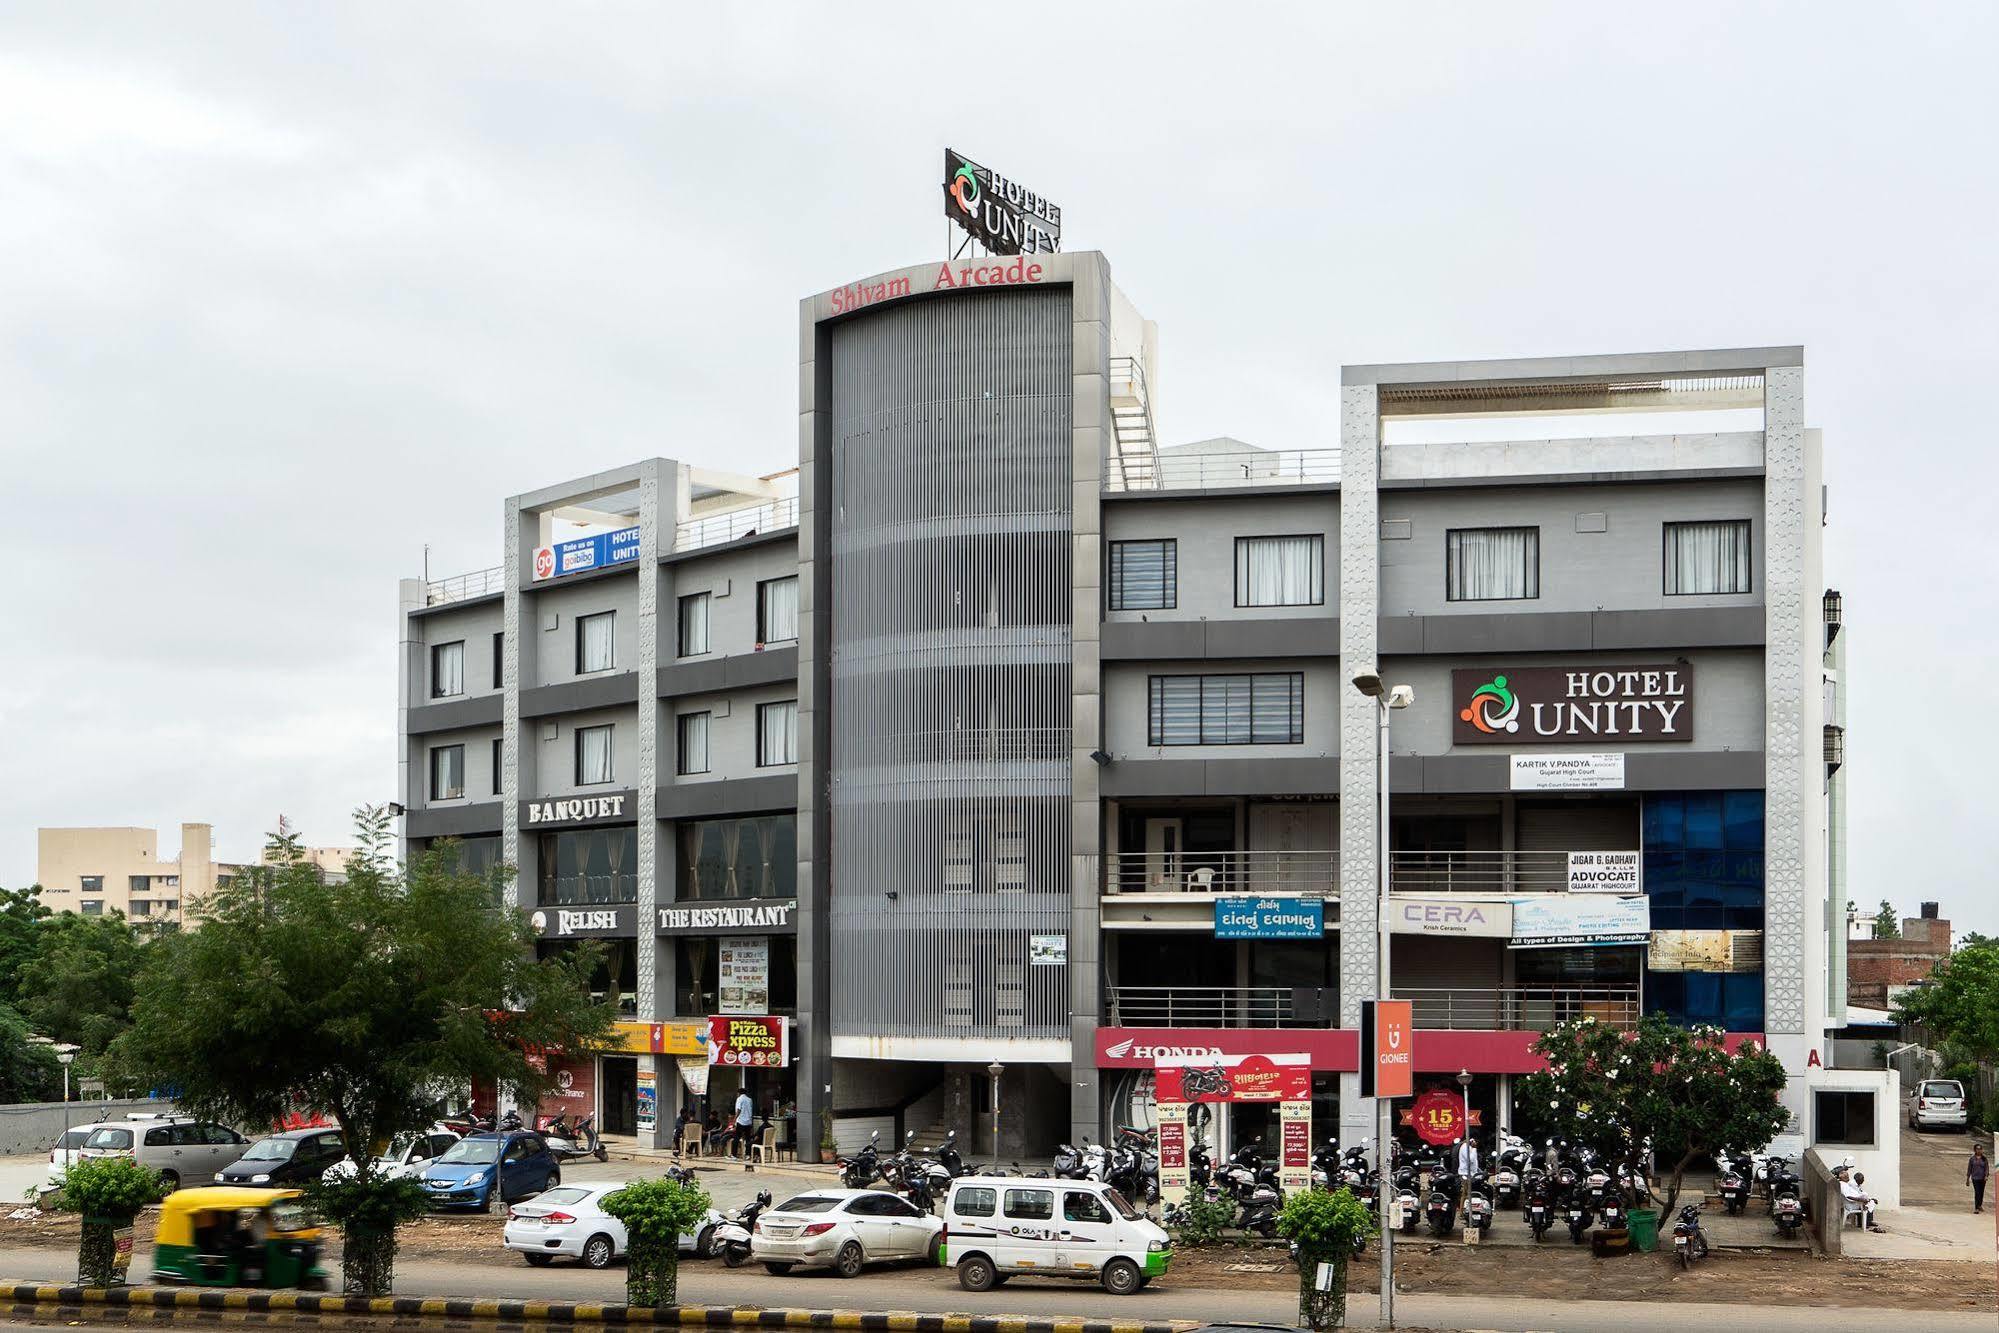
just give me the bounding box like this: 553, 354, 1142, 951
1910, 1079, 1970, 1131
78, 1115, 250, 1189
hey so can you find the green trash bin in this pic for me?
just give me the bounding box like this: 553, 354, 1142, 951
1627, 1208, 1660, 1252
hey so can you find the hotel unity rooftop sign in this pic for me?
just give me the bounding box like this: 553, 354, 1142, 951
943, 148, 1061, 256
1453, 665, 1695, 745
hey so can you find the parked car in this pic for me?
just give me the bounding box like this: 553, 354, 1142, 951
501, 1182, 724, 1269
420, 1131, 559, 1212
217, 1128, 349, 1186
751, 1188, 942, 1278
42, 1121, 120, 1195
78, 1115, 252, 1190
1910, 1079, 1970, 1131
322, 1128, 461, 1183
942, 1176, 1169, 1294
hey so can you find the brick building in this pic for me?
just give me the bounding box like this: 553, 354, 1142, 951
1847, 902, 1951, 1009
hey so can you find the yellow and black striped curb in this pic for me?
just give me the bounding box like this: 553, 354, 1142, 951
1, 1282, 1191, 1333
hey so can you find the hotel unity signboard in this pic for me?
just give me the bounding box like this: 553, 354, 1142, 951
1453, 666, 1695, 745
943, 148, 1062, 256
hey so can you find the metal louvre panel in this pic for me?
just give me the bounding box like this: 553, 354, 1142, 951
827, 288, 1074, 1041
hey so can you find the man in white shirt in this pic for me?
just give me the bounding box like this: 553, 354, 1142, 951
1456, 1136, 1481, 1180
733, 1088, 756, 1165
1841, 1170, 1883, 1231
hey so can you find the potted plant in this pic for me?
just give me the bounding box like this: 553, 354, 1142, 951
51, 1157, 165, 1287
1276, 1187, 1372, 1329
599, 1175, 713, 1307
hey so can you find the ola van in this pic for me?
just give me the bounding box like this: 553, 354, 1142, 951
942, 1176, 1169, 1295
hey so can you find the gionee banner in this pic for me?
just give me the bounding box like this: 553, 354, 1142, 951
1154, 1053, 1311, 1197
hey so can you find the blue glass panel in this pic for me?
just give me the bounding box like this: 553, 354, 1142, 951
1645, 972, 1685, 1021
1644, 795, 1684, 848
1722, 791, 1765, 851
1683, 794, 1723, 850
1722, 973, 1765, 1030
1683, 972, 1724, 1025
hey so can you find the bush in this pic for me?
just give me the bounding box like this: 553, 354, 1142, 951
1171, 1195, 1239, 1247
306, 1175, 431, 1296
49, 1156, 164, 1287
600, 1176, 713, 1306
1277, 1188, 1373, 1331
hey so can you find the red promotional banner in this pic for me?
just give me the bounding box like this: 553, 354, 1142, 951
1400, 1088, 1483, 1145
1281, 1108, 1311, 1172
1158, 1117, 1186, 1172
1370, 1000, 1414, 1099
1155, 1054, 1310, 1104
707, 1015, 791, 1068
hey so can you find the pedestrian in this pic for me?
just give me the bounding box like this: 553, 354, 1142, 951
1968, 1144, 1989, 1213
1842, 1169, 1884, 1232
733, 1085, 757, 1165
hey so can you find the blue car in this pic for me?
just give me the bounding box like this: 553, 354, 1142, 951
419, 1132, 559, 1212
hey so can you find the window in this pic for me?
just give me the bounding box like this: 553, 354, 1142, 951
1446, 527, 1540, 601
1815, 1089, 1877, 1146
576, 611, 616, 674
758, 700, 798, 766
431, 641, 465, 698
129, 875, 148, 893
575, 724, 614, 785
1234, 535, 1323, 607
492, 632, 505, 689
492, 737, 504, 795
1108, 540, 1177, 610
81, 901, 104, 916
536, 828, 638, 905
677, 712, 711, 776
1003, 1188, 1054, 1221
678, 592, 711, 657
1064, 1191, 1111, 1223
1147, 673, 1304, 746
1664, 519, 1752, 595
678, 815, 796, 900
954, 1186, 997, 1217
79, 875, 102, 892
758, 576, 799, 644
430, 744, 465, 800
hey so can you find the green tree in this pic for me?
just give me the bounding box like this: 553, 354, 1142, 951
17, 910, 141, 1076
1276, 1187, 1372, 1330
1873, 900, 1901, 939
0, 886, 52, 1011
109, 806, 615, 1296
0, 1003, 62, 1103
1897, 942, 1999, 1065
1516, 1013, 1788, 1214
50, 1155, 164, 1285
599, 1176, 713, 1306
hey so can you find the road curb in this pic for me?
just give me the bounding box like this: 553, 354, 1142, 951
1, 1281, 1190, 1332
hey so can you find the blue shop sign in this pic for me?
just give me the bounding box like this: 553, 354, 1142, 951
534, 526, 642, 582
1215, 895, 1324, 940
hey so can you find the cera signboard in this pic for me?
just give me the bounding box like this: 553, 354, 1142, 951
1453, 666, 1694, 745
1388, 898, 1513, 938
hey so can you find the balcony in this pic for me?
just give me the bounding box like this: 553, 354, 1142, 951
1107, 850, 1338, 896
1106, 986, 1295, 1028
1395, 985, 1640, 1031
1391, 850, 1633, 895
425, 565, 504, 607
674, 495, 799, 552
1104, 442, 1341, 493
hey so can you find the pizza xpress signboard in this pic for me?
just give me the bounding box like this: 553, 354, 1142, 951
1454, 666, 1694, 745
707, 1015, 790, 1068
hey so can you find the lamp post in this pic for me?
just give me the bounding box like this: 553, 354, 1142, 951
986, 1062, 1004, 1160
57, 1048, 77, 1145
1352, 671, 1411, 1329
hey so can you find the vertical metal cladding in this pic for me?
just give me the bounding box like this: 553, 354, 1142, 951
828, 287, 1074, 1040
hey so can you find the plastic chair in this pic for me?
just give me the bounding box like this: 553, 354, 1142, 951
680, 1123, 703, 1157
1841, 1198, 1868, 1229
751, 1127, 777, 1166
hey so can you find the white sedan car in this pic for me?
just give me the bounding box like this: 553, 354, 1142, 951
751, 1188, 942, 1278
503, 1184, 725, 1269
322, 1128, 462, 1184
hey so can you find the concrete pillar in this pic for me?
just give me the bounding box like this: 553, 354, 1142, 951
795, 326, 834, 1163
1336, 380, 1382, 1151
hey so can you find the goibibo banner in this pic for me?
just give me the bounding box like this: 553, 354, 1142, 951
1453, 665, 1694, 744
532, 525, 641, 582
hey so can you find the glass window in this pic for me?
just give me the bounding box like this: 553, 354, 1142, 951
430, 744, 465, 800
758, 577, 799, 644
79, 875, 102, 892
83, 1128, 132, 1150
81, 900, 104, 916
1148, 674, 1303, 746
1815, 1089, 1877, 1146
431, 641, 465, 698
758, 700, 798, 766
954, 1186, 996, 1217
492, 631, 504, 688
678, 815, 796, 900
676, 937, 718, 1014
1664, 520, 1752, 595
129, 875, 148, 893
1446, 527, 1539, 601
541, 936, 638, 1015
536, 828, 638, 905
146, 1126, 172, 1146
1234, 535, 1323, 607
492, 737, 503, 795
678, 592, 711, 657
577, 612, 616, 674
1064, 1191, 1110, 1222
575, 724, 614, 785
1003, 1189, 1054, 1221
678, 712, 711, 776
1108, 540, 1177, 611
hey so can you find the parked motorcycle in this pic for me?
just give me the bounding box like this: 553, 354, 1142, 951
839, 1131, 883, 1189
1523, 1169, 1556, 1241
709, 1189, 772, 1267
1462, 1170, 1495, 1235
542, 1113, 608, 1164
1716, 1149, 1750, 1216
1672, 1202, 1710, 1268
1392, 1163, 1422, 1234
1563, 1181, 1592, 1244
1425, 1162, 1461, 1238
1492, 1131, 1531, 1210
1769, 1156, 1806, 1237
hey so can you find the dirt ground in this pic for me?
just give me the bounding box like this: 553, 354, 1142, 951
3, 1210, 1989, 1314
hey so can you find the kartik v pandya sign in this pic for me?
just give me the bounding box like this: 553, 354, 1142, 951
708, 1015, 791, 1068
1453, 665, 1695, 745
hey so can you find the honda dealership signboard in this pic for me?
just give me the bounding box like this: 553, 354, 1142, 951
1455, 666, 1694, 745
1214, 895, 1324, 939
532, 525, 641, 582
1510, 894, 1650, 948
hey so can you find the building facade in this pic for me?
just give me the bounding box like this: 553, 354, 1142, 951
35, 824, 353, 928
401, 251, 1852, 1164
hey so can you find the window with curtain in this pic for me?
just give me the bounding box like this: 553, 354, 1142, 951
1234, 535, 1324, 606
429, 744, 464, 800
430, 641, 464, 698
757, 700, 798, 766
537, 828, 638, 906
1108, 540, 1177, 610
576, 611, 616, 673
1148, 673, 1304, 745
758, 577, 799, 644
575, 724, 614, 785
1664, 519, 1752, 595
1446, 527, 1540, 601
678, 592, 711, 656
677, 711, 710, 775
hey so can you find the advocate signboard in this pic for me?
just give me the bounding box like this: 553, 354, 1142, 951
1510, 894, 1650, 948
533, 525, 641, 583
530, 904, 638, 939
1511, 753, 1626, 791
1214, 895, 1324, 939
944, 148, 1062, 256
1388, 898, 1513, 938
1568, 851, 1641, 892
707, 1014, 790, 1068
1454, 666, 1694, 745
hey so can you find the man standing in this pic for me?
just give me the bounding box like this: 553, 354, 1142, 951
1455, 1135, 1481, 1181
1968, 1144, 1989, 1214
734, 1085, 756, 1166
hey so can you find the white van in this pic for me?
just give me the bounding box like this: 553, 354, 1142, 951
942, 1176, 1170, 1295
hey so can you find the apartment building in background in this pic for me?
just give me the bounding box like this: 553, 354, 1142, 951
36, 823, 351, 926
400, 251, 1868, 1187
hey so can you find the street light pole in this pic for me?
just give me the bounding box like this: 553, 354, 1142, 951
987, 1062, 1004, 1163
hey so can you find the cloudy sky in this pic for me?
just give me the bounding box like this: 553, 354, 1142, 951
3, 4, 1994, 929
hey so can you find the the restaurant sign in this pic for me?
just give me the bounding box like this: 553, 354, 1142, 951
522, 793, 631, 827
1453, 666, 1694, 745
530, 904, 637, 939
707, 1015, 790, 1068
656, 899, 796, 935
944, 148, 1062, 256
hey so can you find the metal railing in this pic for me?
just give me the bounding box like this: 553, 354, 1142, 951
1107, 849, 1338, 895
1106, 986, 1296, 1028
675, 495, 799, 552
1105, 446, 1341, 493
1394, 985, 1640, 1031
1390, 849, 1647, 894
425, 566, 505, 606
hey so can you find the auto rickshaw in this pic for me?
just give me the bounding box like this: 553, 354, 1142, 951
151, 1187, 329, 1289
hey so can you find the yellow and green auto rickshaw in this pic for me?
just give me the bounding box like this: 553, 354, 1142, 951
151, 1187, 329, 1289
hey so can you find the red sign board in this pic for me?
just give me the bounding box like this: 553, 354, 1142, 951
1158, 1118, 1186, 1172
1400, 1088, 1483, 1146
1371, 1000, 1414, 1098
707, 1015, 790, 1068
1096, 1027, 1358, 1070
1155, 1055, 1310, 1104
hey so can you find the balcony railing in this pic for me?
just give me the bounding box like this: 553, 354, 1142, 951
1107, 850, 1338, 895
675, 496, 799, 552
1105, 446, 1340, 493
1391, 849, 1629, 895
426, 565, 504, 606
1395, 985, 1640, 1031
1106, 986, 1296, 1028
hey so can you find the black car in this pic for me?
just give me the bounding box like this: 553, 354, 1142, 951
217, 1128, 348, 1186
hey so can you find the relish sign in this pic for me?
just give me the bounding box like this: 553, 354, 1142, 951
1454, 666, 1694, 745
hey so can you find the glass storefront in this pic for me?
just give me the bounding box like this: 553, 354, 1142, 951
537, 828, 639, 906
674, 935, 797, 1015
538, 937, 638, 1016
677, 815, 796, 900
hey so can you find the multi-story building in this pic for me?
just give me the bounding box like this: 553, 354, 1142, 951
401, 251, 1861, 1173
35, 823, 349, 926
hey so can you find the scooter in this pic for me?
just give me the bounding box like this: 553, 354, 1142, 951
1770, 1158, 1806, 1238
1393, 1164, 1422, 1234
1716, 1150, 1750, 1216
1425, 1163, 1461, 1238
709, 1189, 772, 1267
1672, 1201, 1710, 1268
1492, 1131, 1530, 1210
1523, 1170, 1555, 1241
1462, 1171, 1494, 1235
543, 1113, 609, 1164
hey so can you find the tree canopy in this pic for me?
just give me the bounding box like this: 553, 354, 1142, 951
17, 910, 140, 1072
1896, 941, 1999, 1064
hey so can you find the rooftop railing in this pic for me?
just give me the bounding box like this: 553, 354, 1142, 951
1105, 446, 1340, 493
1107, 849, 1338, 896
675, 496, 799, 552
425, 566, 505, 607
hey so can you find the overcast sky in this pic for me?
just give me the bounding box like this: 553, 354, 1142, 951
3, 4, 1994, 931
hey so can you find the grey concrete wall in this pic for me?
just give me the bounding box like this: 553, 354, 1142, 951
531, 578, 643, 688
409, 723, 505, 808
0, 1100, 178, 1158
530, 705, 641, 798
1100, 659, 1343, 760
412, 603, 505, 699
1101, 493, 1341, 624
669, 545, 801, 658
664, 682, 799, 784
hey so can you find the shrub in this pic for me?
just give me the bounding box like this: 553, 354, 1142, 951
49, 1156, 164, 1287
306, 1175, 431, 1296
1277, 1187, 1373, 1331
600, 1175, 713, 1306
1171, 1195, 1239, 1247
